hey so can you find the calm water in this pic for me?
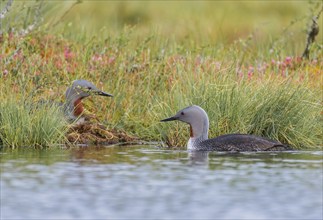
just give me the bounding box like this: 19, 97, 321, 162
1, 145, 322, 220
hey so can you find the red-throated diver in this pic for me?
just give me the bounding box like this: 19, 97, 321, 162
65, 79, 113, 122
161, 105, 291, 151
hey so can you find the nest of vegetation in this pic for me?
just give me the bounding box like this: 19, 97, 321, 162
66, 121, 139, 145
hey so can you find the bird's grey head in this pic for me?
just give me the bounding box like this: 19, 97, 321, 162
161, 105, 210, 143
65, 79, 113, 101
160, 105, 208, 125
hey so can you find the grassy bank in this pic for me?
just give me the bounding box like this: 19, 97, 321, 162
0, 97, 67, 148
0, 1, 322, 148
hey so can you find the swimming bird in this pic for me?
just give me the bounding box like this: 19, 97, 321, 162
64, 79, 113, 122
161, 105, 291, 151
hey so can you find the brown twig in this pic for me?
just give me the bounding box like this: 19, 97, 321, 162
302, 7, 322, 59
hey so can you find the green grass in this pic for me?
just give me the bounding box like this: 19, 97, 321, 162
119, 71, 321, 149
0, 97, 67, 148
0, 1, 322, 149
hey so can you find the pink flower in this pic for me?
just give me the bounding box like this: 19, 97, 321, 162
285, 57, 292, 67
3, 69, 8, 76
64, 47, 74, 61
271, 59, 276, 65
248, 66, 254, 80
108, 57, 116, 64
285, 56, 292, 63
55, 60, 62, 69
91, 54, 103, 62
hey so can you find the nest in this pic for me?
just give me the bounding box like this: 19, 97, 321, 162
66, 121, 139, 146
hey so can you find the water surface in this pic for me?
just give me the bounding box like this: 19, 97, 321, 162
1, 146, 322, 219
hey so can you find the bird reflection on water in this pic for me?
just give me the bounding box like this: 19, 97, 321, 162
188, 151, 209, 166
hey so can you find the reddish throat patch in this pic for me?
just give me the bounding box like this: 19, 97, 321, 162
190, 125, 194, 137
73, 98, 84, 117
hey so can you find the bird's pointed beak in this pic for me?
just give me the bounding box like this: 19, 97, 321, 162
97, 91, 113, 97
160, 116, 178, 122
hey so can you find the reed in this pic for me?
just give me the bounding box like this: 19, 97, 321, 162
0, 97, 67, 148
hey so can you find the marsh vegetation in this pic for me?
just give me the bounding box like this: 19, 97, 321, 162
0, 1, 322, 148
